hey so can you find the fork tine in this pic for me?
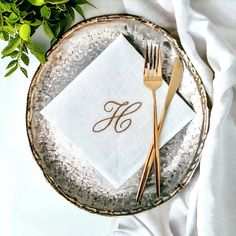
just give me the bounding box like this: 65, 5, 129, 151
154, 46, 159, 76
144, 44, 149, 76
153, 45, 157, 72
157, 46, 162, 77
145, 44, 148, 68
149, 44, 153, 72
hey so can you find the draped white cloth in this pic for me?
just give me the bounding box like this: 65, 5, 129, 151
84, 0, 236, 235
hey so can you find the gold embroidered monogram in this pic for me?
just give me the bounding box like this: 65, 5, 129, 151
92, 101, 142, 133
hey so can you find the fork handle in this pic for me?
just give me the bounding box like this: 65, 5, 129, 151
153, 91, 161, 198
136, 144, 154, 202
136, 92, 160, 202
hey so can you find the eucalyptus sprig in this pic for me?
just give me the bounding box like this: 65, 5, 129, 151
0, 0, 93, 78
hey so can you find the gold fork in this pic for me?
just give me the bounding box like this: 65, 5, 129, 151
136, 57, 183, 202
142, 44, 163, 198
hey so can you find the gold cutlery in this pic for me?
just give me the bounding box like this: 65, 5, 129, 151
136, 57, 184, 202
143, 44, 163, 198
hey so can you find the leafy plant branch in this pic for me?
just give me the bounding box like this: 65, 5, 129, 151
0, 0, 93, 77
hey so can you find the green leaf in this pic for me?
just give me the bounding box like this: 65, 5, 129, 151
22, 44, 28, 53
51, 23, 60, 37
11, 3, 20, 16
0, 33, 4, 40
8, 12, 19, 24
19, 24, 31, 41
75, 0, 96, 8
75, 0, 89, 3
27, 0, 45, 6
0, 9, 3, 27
24, 19, 42, 26
0, 34, 8, 42
57, 3, 66, 11
40, 5, 51, 19
1, 35, 21, 56
2, 25, 15, 35
50, 37, 57, 45
1, 31, 9, 41
14, 23, 22, 31
46, 0, 69, 4
21, 53, 29, 66
0, 3, 11, 12
4, 64, 18, 77
20, 67, 28, 78
28, 43, 45, 63
10, 50, 19, 58
67, 6, 75, 21
20, 11, 28, 19
43, 21, 54, 40
6, 60, 17, 69
74, 5, 85, 19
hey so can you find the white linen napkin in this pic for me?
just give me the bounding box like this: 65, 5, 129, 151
41, 34, 195, 188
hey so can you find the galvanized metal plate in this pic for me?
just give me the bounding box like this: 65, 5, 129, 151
26, 15, 209, 216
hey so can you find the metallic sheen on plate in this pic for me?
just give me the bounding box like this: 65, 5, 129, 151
26, 15, 209, 216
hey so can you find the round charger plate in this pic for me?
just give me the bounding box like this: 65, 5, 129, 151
26, 14, 209, 216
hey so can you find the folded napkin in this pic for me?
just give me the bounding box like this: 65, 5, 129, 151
41, 34, 195, 188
